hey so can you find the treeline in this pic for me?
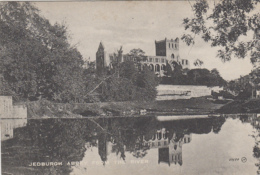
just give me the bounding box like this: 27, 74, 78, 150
0, 2, 159, 103
161, 66, 226, 87
88, 60, 159, 102
227, 68, 260, 100
0, 2, 86, 102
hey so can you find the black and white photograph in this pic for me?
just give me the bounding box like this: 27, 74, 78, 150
1, 0, 260, 174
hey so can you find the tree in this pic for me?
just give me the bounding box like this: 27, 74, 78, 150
96, 61, 158, 102
0, 2, 85, 102
84, 60, 96, 75
128, 48, 147, 62
182, 0, 260, 65
187, 68, 226, 86
170, 61, 184, 84
211, 68, 220, 77
193, 59, 204, 68
110, 46, 123, 77
134, 65, 159, 100
119, 61, 137, 80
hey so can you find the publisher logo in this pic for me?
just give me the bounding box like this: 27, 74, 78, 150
241, 157, 247, 163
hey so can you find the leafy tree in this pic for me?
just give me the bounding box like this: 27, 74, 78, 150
97, 61, 158, 101
119, 60, 137, 80
163, 61, 188, 85
171, 61, 184, 84
186, 68, 226, 86
0, 2, 85, 102
193, 59, 204, 68
84, 61, 96, 75
227, 80, 241, 93
250, 68, 260, 86
134, 65, 159, 101
182, 0, 260, 65
128, 48, 147, 62
109, 46, 123, 77
211, 68, 220, 77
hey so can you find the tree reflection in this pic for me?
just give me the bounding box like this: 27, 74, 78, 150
94, 116, 226, 164
249, 115, 260, 174
236, 114, 260, 174
1, 119, 89, 174
1, 116, 227, 173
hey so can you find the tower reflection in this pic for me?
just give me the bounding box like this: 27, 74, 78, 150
143, 128, 191, 166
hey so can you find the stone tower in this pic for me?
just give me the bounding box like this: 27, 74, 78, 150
96, 42, 106, 76
155, 37, 180, 63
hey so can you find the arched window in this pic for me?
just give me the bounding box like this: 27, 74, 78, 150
155, 64, 160, 72
175, 44, 177, 48
171, 54, 175, 59
169, 43, 170, 48
161, 64, 166, 71
149, 64, 154, 71
172, 43, 173, 48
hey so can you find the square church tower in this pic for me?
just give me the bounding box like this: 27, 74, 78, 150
155, 37, 180, 63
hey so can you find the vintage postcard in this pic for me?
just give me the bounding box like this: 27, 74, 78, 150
1, 1, 260, 175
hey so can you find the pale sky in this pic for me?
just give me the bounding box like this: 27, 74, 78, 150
34, 1, 255, 81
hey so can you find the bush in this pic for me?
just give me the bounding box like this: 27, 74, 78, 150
97, 61, 159, 102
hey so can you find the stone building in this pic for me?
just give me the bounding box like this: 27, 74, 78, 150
96, 37, 190, 77
0, 96, 13, 118
143, 128, 192, 166
0, 96, 27, 119
96, 42, 107, 76
0, 97, 27, 141
1, 118, 27, 141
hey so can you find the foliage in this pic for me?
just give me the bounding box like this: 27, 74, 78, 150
1, 117, 226, 172
0, 75, 16, 97
193, 59, 204, 67
188, 68, 226, 86
227, 80, 241, 93
84, 61, 96, 75
226, 68, 260, 100
127, 48, 147, 62
235, 83, 253, 100
0, 2, 86, 102
182, 0, 260, 65
1, 119, 88, 174
212, 90, 235, 100
161, 67, 226, 86
98, 61, 159, 101
163, 61, 189, 85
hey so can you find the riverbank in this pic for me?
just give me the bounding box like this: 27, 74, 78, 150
23, 97, 225, 118
216, 99, 260, 114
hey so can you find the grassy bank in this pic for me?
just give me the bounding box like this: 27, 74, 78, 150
216, 99, 260, 114
24, 97, 225, 118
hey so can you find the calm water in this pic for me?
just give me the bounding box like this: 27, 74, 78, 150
1, 114, 260, 175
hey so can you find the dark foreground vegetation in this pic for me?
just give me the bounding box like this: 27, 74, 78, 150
217, 99, 260, 114
25, 97, 225, 118
0, 2, 159, 104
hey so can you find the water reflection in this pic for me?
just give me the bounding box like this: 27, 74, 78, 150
232, 113, 260, 175
143, 129, 191, 166
1, 114, 260, 175
1, 118, 27, 141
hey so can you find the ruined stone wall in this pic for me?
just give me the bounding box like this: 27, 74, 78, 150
0, 96, 27, 118
0, 96, 12, 118
13, 105, 27, 118
156, 85, 217, 100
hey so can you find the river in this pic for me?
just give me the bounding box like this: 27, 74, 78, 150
1, 114, 260, 175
